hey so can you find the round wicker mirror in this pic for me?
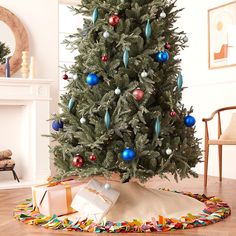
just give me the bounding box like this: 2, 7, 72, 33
0, 6, 29, 76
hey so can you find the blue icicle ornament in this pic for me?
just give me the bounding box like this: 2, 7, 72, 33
155, 118, 161, 137
104, 110, 111, 129
92, 7, 98, 24
68, 97, 76, 112
145, 19, 152, 39
177, 74, 183, 90
123, 49, 129, 68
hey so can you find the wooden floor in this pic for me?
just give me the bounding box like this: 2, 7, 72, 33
0, 175, 235, 236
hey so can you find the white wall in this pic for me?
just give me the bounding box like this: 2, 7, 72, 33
0, 0, 59, 79
177, 0, 236, 179
0, 0, 59, 175
59, 3, 83, 92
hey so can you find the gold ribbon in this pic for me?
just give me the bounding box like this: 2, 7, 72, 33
33, 180, 74, 215
85, 187, 113, 205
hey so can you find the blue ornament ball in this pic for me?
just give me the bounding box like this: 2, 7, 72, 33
156, 51, 169, 62
122, 148, 136, 161
52, 120, 64, 131
86, 73, 100, 86
184, 115, 196, 127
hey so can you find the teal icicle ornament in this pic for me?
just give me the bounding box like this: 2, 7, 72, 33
104, 110, 111, 129
155, 118, 161, 137
177, 74, 183, 90
68, 97, 76, 112
123, 49, 129, 68
145, 19, 152, 39
92, 7, 98, 24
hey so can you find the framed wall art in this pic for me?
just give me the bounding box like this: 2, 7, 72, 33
208, 1, 236, 69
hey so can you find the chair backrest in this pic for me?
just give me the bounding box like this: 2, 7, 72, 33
203, 106, 236, 141
216, 107, 236, 139
220, 113, 236, 140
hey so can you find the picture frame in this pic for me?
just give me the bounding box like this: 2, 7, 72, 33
208, 1, 236, 70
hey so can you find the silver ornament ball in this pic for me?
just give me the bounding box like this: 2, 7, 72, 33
104, 183, 111, 190
115, 87, 121, 95
103, 31, 110, 38
166, 148, 173, 155
160, 10, 166, 18
80, 117, 86, 124
141, 71, 148, 78
183, 36, 189, 43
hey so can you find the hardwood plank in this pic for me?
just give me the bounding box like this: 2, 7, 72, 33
0, 175, 235, 236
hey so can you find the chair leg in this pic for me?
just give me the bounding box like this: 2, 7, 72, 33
218, 145, 223, 182
204, 144, 209, 188
12, 169, 20, 183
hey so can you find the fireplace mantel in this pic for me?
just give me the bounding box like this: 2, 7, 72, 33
0, 77, 54, 189
0, 77, 54, 103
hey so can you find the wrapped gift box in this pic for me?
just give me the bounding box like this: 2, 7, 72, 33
71, 179, 120, 223
32, 179, 84, 216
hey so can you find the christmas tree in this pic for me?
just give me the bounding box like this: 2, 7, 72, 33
0, 41, 10, 64
51, 0, 201, 183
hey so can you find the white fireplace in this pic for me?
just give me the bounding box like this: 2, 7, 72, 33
0, 78, 53, 189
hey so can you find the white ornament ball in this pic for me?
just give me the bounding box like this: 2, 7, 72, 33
115, 87, 121, 95
141, 71, 148, 78
104, 183, 111, 190
160, 10, 166, 18
73, 74, 78, 80
80, 117, 86, 124
183, 36, 189, 43
103, 31, 110, 38
166, 148, 173, 155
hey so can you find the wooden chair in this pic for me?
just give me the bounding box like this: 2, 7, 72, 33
202, 106, 236, 187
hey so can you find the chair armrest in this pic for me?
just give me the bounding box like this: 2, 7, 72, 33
202, 117, 213, 122
203, 106, 236, 122
202, 112, 217, 122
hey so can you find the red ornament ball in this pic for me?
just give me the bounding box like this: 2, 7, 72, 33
109, 15, 120, 27
89, 153, 97, 161
72, 154, 84, 168
170, 111, 177, 117
164, 43, 171, 50
63, 73, 68, 80
101, 55, 108, 62
133, 88, 144, 101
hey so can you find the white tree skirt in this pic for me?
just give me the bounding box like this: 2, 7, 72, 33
107, 181, 204, 221
66, 181, 205, 222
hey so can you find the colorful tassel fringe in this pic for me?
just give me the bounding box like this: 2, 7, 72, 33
14, 190, 231, 233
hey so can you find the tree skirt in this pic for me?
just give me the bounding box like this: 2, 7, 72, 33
14, 189, 231, 233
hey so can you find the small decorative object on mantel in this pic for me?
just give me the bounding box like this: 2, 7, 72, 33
5, 57, 11, 78
21, 51, 29, 78
0, 41, 10, 65
29, 56, 35, 79
0, 41, 11, 78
